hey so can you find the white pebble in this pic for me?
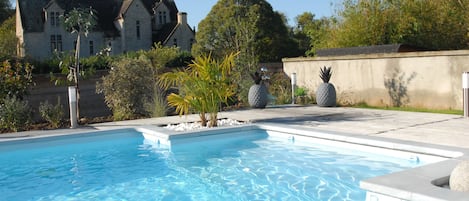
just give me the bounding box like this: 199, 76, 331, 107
165, 119, 245, 132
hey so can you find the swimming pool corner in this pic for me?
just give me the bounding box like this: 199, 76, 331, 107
360, 147, 469, 201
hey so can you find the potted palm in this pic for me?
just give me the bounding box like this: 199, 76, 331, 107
248, 67, 269, 108
316, 66, 336, 107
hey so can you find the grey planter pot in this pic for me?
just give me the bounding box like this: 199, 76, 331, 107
316, 83, 336, 107
248, 84, 268, 108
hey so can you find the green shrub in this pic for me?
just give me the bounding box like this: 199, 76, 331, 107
166, 51, 193, 67
80, 55, 112, 70
294, 87, 311, 105
97, 45, 180, 120
97, 56, 154, 120
39, 98, 64, 128
0, 96, 31, 132
0, 60, 34, 103
294, 87, 308, 97
144, 87, 168, 118
269, 73, 292, 104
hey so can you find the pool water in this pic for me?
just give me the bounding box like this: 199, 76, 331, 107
0, 129, 427, 201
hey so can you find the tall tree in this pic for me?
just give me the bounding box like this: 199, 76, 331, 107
0, 0, 13, 24
193, 0, 298, 62
0, 16, 17, 59
293, 12, 334, 56
193, 0, 299, 104
321, 0, 469, 50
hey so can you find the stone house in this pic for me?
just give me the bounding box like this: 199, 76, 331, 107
16, 0, 195, 61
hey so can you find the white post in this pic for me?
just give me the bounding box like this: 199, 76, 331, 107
68, 86, 78, 128
463, 72, 469, 118
291, 73, 296, 104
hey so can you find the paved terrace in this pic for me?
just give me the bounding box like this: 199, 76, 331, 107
2, 106, 468, 149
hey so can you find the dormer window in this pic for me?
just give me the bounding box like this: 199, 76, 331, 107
50, 12, 60, 27
163, 12, 167, 23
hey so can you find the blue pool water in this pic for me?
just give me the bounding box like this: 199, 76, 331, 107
0, 129, 426, 201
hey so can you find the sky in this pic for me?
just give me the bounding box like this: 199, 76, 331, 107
9, 0, 339, 28
176, 0, 339, 28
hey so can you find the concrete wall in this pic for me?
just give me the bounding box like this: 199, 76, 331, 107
283, 50, 469, 110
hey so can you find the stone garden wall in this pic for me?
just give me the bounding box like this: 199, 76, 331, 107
283, 50, 469, 110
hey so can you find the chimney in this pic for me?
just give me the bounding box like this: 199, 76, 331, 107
177, 12, 187, 25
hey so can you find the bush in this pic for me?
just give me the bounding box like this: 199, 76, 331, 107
97, 56, 154, 120
39, 98, 64, 128
294, 87, 308, 97
0, 60, 34, 103
80, 55, 112, 70
97, 45, 181, 120
144, 87, 168, 118
269, 73, 292, 104
0, 96, 31, 132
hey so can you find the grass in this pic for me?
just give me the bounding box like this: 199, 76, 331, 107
350, 102, 464, 115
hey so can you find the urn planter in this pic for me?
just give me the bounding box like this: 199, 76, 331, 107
316, 66, 337, 107
316, 83, 336, 107
248, 84, 268, 108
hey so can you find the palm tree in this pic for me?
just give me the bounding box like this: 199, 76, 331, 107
159, 53, 237, 127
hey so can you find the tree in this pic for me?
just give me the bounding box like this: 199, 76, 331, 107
0, 0, 13, 24
193, 0, 299, 104
320, 0, 469, 50
193, 0, 299, 62
61, 7, 97, 119
159, 53, 237, 127
293, 12, 335, 56
0, 16, 17, 59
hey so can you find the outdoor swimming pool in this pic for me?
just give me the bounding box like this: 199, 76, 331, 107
0, 127, 445, 201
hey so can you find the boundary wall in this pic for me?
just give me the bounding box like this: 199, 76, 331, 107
283, 50, 469, 110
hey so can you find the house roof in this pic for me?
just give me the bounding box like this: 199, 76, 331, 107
154, 22, 178, 44
17, 0, 50, 32
17, 0, 178, 36
18, 0, 125, 35
315, 44, 431, 57
154, 15, 195, 46
118, 0, 157, 19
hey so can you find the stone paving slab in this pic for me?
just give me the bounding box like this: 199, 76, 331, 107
2, 105, 468, 149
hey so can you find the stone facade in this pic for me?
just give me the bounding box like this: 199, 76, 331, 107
16, 0, 195, 61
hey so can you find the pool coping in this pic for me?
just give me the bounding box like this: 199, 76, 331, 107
1, 123, 469, 200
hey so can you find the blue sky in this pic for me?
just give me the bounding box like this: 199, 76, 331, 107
9, 0, 339, 27
177, 0, 339, 28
